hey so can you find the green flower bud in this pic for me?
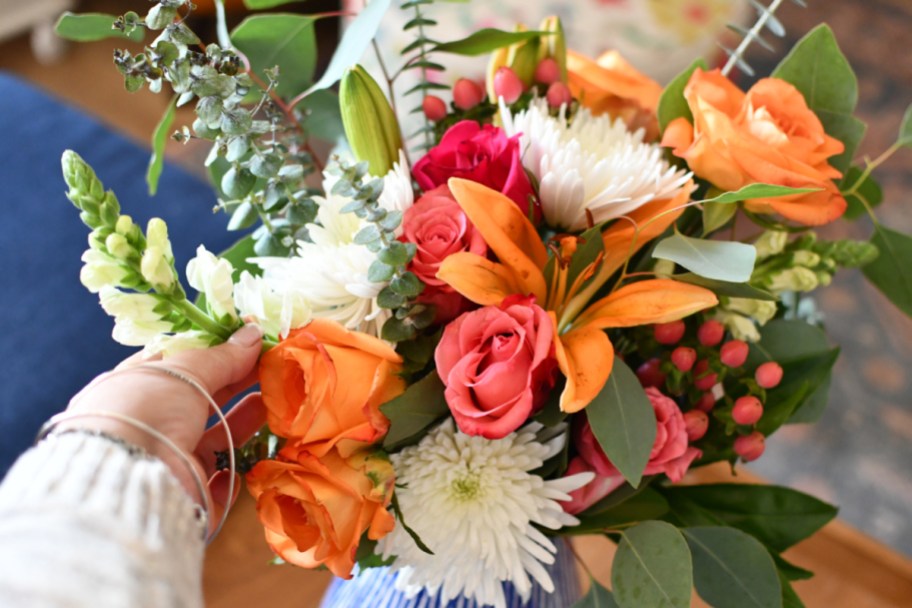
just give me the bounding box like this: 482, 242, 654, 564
105, 233, 133, 260
754, 230, 788, 259
115, 215, 135, 236
141, 246, 176, 291
715, 311, 760, 342
769, 267, 819, 293
506, 32, 540, 87
339, 65, 402, 177
830, 240, 879, 268
792, 250, 821, 268
726, 297, 777, 325
816, 272, 832, 287
146, 218, 174, 261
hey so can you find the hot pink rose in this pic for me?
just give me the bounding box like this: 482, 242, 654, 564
564, 387, 702, 514
412, 120, 537, 217
401, 186, 488, 323
434, 296, 557, 439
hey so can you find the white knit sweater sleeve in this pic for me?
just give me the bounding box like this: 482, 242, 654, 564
0, 432, 206, 608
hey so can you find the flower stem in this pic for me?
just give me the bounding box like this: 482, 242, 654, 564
174, 299, 237, 342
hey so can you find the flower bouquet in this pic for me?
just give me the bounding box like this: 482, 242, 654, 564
54, 0, 912, 606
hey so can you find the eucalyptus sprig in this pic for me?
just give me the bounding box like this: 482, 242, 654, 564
397, 0, 447, 151
329, 158, 434, 342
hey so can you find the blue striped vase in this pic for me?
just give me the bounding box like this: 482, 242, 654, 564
320, 539, 581, 608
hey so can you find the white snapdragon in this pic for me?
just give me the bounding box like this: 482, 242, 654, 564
140, 218, 176, 290
79, 249, 128, 293
99, 287, 173, 346
754, 230, 788, 259
143, 330, 215, 357
233, 271, 311, 338
186, 245, 238, 323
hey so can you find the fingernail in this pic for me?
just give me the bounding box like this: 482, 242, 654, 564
229, 323, 263, 347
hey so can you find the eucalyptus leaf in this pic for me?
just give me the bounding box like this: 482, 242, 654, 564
673, 273, 776, 301
572, 581, 620, 608
612, 521, 692, 608
702, 201, 737, 235
662, 484, 837, 552
685, 526, 782, 608
653, 234, 757, 283
657, 59, 707, 133
380, 371, 449, 450
702, 184, 821, 205
55, 12, 145, 42
303, 0, 391, 96
431, 29, 548, 56
586, 357, 656, 488
862, 226, 912, 317
231, 14, 317, 98
572, 488, 669, 535
840, 166, 883, 220
146, 97, 176, 196
773, 25, 864, 172
243, 0, 301, 8
300, 90, 345, 142
899, 104, 912, 148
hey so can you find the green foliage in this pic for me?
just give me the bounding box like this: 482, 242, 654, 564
673, 273, 776, 301
840, 166, 883, 220
399, 0, 443, 151
55, 12, 144, 42
702, 184, 822, 206
612, 521, 692, 608
299, 90, 344, 142
340, 66, 403, 176
147, 97, 176, 195
702, 201, 736, 235
243, 0, 301, 8
657, 59, 706, 133
773, 25, 865, 173
218, 235, 262, 280
653, 234, 757, 283
899, 104, 912, 148
380, 371, 449, 450
586, 357, 656, 489
863, 226, 912, 317
571, 581, 619, 608
684, 527, 782, 608
572, 488, 669, 535
565, 224, 607, 294
431, 29, 548, 56
230, 14, 317, 98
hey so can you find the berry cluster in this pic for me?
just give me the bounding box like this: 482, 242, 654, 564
635, 318, 784, 464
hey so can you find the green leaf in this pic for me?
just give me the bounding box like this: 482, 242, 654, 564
899, 104, 912, 148
146, 97, 177, 196
685, 526, 782, 608
227, 201, 258, 231
572, 488, 670, 535
612, 521, 692, 608
772, 25, 864, 173
243, 0, 301, 8
673, 273, 776, 301
779, 574, 805, 608
303, 0, 391, 96
368, 260, 395, 283
218, 235, 262, 279
390, 272, 423, 297
431, 28, 547, 56
572, 581, 620, 608
586, 357, 656, 489
231, 14, 317, 99
55, 12, 144, 42
662, 484, 837, 552
653, 234, 757, 283
658, 59, 706, 133
380, 371, 449, 450
840, 166, 884, 220
567, 223, 607, 292
702, 184, 822, 205
862, 226, 912, 317
774, 554, 814, 582
702, 201, 737, 235
760, 349, 838, 435
300, 90, 344, 142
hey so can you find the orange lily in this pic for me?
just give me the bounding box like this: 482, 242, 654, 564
438, 178, 718, 413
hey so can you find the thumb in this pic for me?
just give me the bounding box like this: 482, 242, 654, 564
162, 324, 264, 395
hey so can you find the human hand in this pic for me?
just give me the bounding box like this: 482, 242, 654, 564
61, 323, 267, 535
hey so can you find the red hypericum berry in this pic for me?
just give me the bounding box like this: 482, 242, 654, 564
546, 82, 572, 109
534, 57, 561, 85
697, 319, 725, 346
453, 78, 484, 110
493, 67, 524, 104
732, 395, 764, 425
734, 431, 766, 462
422, 95, 447, 122
756, 362, 783, 389
683, 410, 709, 441
720, 340, 749, 368
671, 347, 697, 372
696, 391, 716, 412
693, 359, 718, 391
636, 358, 666, 389
654, 320, 686, 345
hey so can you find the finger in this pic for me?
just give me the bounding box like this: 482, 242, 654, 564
152, 324, 263, 395
196, 393, 268, 473
212, 365, 260, 407
115, 350, 161, 370
208, 470, 241, 538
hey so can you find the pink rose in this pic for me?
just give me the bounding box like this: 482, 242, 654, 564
565, 387, 702, 514
412, 120, 537, 218
434, 296, 558, 439
401, 186, 488, 323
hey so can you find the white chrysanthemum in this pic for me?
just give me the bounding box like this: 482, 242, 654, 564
233, 271, 311, 338
378, 150, 415, 227
379, 420, 594, 608
186, 245, 238, 322
501, 98, 692, 231
99, 287, 173, 346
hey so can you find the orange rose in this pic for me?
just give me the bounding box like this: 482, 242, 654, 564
246, 446, 395, 578
662, 68, 847, 226
258, 318, 405, 457
567, 49, 663, 140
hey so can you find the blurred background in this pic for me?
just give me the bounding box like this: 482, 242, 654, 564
0, 0, 909, 606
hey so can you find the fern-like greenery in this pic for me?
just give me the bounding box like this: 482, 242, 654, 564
721, 0, 808, 77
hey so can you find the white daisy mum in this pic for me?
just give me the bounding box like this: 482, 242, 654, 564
501, 98, 692, 231
379, 420, 594, 608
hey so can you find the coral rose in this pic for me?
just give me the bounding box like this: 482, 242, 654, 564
565, 387, 702, 512
566, 49, 663, 140
434, 295, 558, 439
258, 318, 405, 457
246, 446, 395, 578
412, 120, 537, 217
662, 68, 847, 226
401, 186, 489, 323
